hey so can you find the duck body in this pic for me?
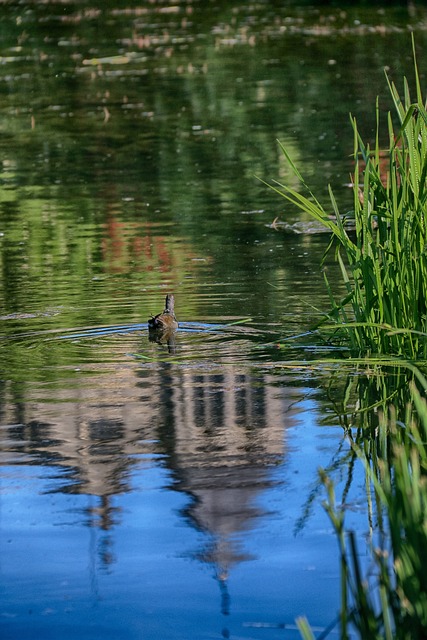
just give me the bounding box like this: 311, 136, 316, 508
148, 294, 178, 331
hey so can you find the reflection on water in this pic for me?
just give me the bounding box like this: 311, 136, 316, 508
1, 1, 427, 638
1, 323, 362, 639
1, 330, 296, 528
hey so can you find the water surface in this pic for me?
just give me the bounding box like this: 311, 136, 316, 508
1, 2, 427, 638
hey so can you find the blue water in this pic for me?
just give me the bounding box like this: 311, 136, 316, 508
1, 387, 365, 639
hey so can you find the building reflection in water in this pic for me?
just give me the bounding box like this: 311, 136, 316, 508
0, 355, 301, 614
161, 362, 297, 633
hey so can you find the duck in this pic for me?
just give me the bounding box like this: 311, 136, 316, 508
148, 294, 178, 331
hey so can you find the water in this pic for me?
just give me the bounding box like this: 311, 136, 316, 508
1, 2, 427, 638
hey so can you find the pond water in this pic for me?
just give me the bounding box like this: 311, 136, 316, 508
1, 2, 427, 639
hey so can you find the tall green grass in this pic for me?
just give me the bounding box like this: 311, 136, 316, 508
267, 38, 427, 358
293, 365, 427, 640
265, 39, 427, 638
314, 379, 427, 640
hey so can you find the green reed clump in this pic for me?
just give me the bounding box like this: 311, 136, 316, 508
268, 40, 427, 358
317, 381, 427, 640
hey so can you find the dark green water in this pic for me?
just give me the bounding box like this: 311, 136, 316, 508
1, 2, 427, 639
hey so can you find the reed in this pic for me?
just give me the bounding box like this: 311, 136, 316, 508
267, 37, 427, 358
265, 40, 427, 636
319, 379, 427, 639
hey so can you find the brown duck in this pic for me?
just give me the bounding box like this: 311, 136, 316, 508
148, 294, 178, 331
